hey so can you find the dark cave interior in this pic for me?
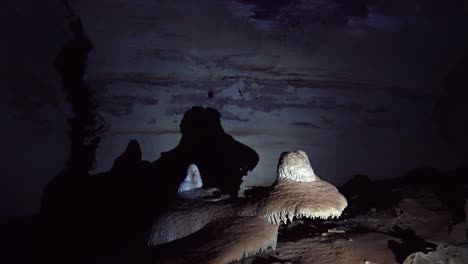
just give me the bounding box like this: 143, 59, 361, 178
2, 0, 468, 263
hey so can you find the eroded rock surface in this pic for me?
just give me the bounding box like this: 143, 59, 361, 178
403, 245, 468, 264
148, 150, 347, 264
277, 150, 317, 182
178, 164, 203, 193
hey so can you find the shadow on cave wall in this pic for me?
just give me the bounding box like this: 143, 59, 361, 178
35, 3, 259, 261
152, 106, 259, 197
53, 4, 104, 175
39, 106, 259, 262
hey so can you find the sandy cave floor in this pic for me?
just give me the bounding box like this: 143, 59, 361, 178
234, 187, 468, 264
237, 222, 404, 264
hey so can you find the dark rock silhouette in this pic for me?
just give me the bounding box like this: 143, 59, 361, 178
40, 9, 107, 251
53, 11, 105, 175
153, 106, 260, 197
39, 106, 259, 262
387, 226, 437, 263
244, 186, 272, 199
405, 166, 468, 225
340, 174, 401, 216
111, 139, 146, 174
42, 7, 259, 253
434, 48, 468, 160
339, 166, 468, 222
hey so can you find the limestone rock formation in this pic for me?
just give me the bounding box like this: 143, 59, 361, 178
147, 192, 237, 246
277, 150, 317, 182
111, 139, 143, 173
154, 217, 278, 264
178, 164, 203, 193
260, 179, 348, 225
259, 150, 347, 224
403, 245, 468, 264
153, 106, 259, 197
147, 150, 347, 263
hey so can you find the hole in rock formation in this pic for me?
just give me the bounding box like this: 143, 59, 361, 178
4, 1, 468, 264
153, 106, 260, 197
39, 105, 260, 262
146, 150, 348, 263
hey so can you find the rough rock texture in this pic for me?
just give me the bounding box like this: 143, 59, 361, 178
147, 150, 347, 250
403, 245, 468, 264
238, 231, 399, 264
178, 164, 203, 193
4, 0, 468, 224
111, 139, 143, 172
277, 150, 317, 182
200, 217, 278, 264
153, 217, 278, 264
449, 198, 468, 242
147, 192, 239, 246
255, 150, 346, 224
258, 180, 348, 225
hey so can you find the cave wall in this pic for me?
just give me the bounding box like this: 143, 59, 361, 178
75, 0, 467, 187
2, 0, 468, 221
1, 1, 69, 220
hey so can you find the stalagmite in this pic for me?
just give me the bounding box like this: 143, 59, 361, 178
178, 164, 203, 193
147, 150, 348, 264
277, 150, 317, 182
257, 150, 347, 225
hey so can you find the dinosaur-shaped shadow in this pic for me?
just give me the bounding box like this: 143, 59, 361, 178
40, 106, 259, 261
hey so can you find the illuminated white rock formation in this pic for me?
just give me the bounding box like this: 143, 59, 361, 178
277, 150, 317, 182
148, 150, 347, 263
259, 179, 348, 225
257, 150, 347, 225
178, 164, 203, 193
